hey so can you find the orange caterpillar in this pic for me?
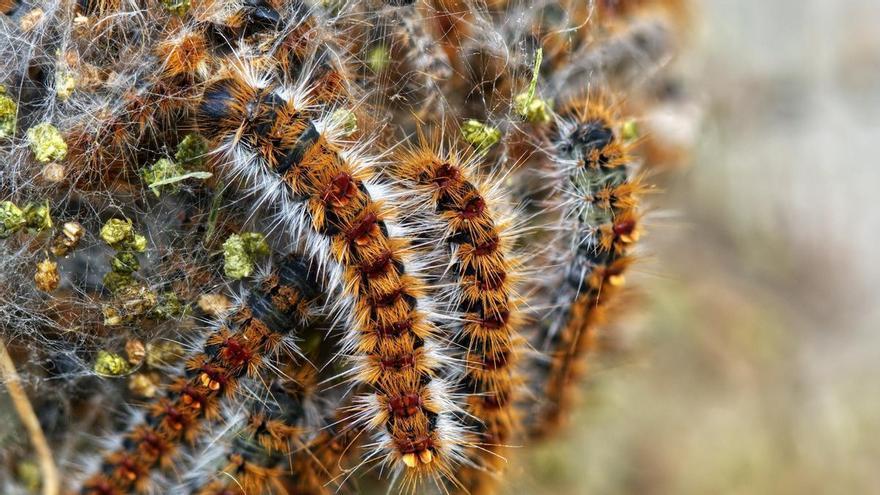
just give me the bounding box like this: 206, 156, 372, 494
394, 139, 524, 494
80, 257, 322, 494
120, 0, 349, 157
194, 414, 299, 495
597, 0, 690, 28
529, 97, 645, 438
193, 365, 320, 495
197, 61, 467, 491
287, 413, 364, 495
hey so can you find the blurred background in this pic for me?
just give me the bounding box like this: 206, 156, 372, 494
513, 0, 880, 493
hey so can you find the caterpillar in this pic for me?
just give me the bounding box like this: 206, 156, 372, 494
393, 136, 526, 494
195, 57, 469, 491
368, 0, 453, 120
80, 255, 323, 494
186, 304, 347, 495
187, 365, 322, 495
287, 407, 364, 495
527, 95, 645, 438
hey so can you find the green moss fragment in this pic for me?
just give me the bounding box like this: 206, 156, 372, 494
110, 251, 140, 274
461, 119, 501, 151
223, 232, 270, 279
22, 201, 52, 234
161, 0, 191, 16
15, 461, 40, 491
26, 122, 67, 163
94, 350, 130, 376
622, 119, 639, 142
514, 48, 552, 123
175, 133, 209, 167
146, 171, 212, 197
0, 88, 17, 139
142, 158, 186, 197
103, 270, 136, 293
368, 45, 390, 73
0, 201, 26, 238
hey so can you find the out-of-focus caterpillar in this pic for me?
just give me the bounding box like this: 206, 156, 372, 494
371, 0, 453, 119
528, 96, 645, 438
190, 399, 304, 495
287, 409, 364, 495
188, 365, 322, 495
196, 59, 469, 490
80, 256, 323, 494
393, 137, 525, 494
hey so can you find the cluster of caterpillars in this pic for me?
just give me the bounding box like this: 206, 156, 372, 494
0, 0, 689, 494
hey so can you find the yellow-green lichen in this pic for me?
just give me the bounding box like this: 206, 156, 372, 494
461, 119, 501, 151
142, 158, 185, 197
0, 200, 53, 237
152, 291, 186, 319
56, 71, 76, 100
26, 122, 67, 163
174, 133, 209, 167
94, 350, 130, 376
0, 87, 17, 139
223, 232, 270, 279
100, 218, 146, 252
22, 201, 52, 234
0, 201, 26, 238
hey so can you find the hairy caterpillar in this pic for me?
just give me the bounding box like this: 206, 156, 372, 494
188, 365, 322, 495
195, 56, 469, 490
187, 307, 347, 495
393, 137, 526, 494
528, 96, 645, 438
287, 408, 364, 495
367, 0, 453, 120
80, 255, 323, 494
